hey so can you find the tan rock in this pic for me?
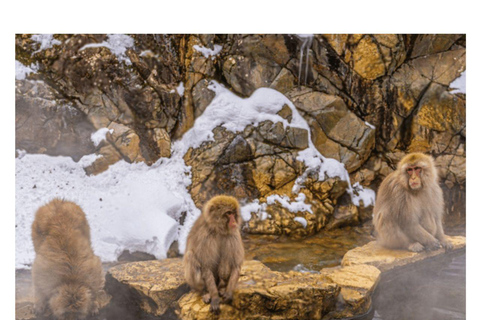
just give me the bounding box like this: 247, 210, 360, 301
107, 259, 342, 320
153, 128, 171, 158
321, 264, 381, 318
106, 258, 185, 317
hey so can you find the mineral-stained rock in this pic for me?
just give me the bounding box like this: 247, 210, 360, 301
341, 235, 466, 272
323, 34, 406, 80
223, 55, 283, 97
105, 258, 383, 320
409, 34, 464, 59
286, 88, 375, 172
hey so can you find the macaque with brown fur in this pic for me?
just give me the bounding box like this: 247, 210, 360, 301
373, 153, 453, 252
31, 199, 105, 320
184, 195, 244, 314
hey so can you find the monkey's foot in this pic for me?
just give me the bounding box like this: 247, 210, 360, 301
209, 297, 220, 314
202, 293, 211, 304
222, 291, 233, 304
91, 301, 100, 315
408, 242, 425, 252
441, 239, 454, 251
425, 239, 442, 251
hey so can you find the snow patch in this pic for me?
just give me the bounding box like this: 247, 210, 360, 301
266, 193, 312, 213
193, 44, 223, 58
293, 217, 308, 228
176, 82, 185, 97
91, 128, 114, 147
349, 182, 376, 207
31, 34, 61, 53
450, 70, 466, 94
15, 61, 38, 80
80, 34, 134, 65
365, 122, 375, 130
240, 200, 267, 222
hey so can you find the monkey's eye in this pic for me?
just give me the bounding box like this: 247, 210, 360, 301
406, 168, 413, 174
414, 167, 422, 174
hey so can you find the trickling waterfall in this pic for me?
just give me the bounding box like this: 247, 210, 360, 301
295, 34, 314, 86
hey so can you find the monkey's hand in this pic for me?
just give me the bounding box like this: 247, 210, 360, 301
441, 239, 453, 251
33, 301, 47, 316
218, 287, 226, 297
222, 291, 234, 304
408, 242, 425, 252
209, 297, 220, 314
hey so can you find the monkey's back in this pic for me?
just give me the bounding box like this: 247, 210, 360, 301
31, 199, 103, 295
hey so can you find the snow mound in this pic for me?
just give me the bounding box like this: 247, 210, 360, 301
15, 152, 195, 269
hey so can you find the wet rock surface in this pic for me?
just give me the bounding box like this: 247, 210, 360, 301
342, 235, 466, 272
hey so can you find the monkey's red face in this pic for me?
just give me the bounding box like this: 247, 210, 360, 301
226, 211, 238, 229
406, 165, 422, 190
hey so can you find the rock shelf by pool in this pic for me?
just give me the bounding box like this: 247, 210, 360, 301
104, 235, 465, 320
342, 235, 466, 272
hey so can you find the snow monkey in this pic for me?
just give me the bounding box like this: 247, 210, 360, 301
373, 153, 453, 252
184, 195, 244, 314
31, 199, 104, 320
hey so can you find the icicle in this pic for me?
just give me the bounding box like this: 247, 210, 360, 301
295, 34, 314, 86
298, 39, 306, 85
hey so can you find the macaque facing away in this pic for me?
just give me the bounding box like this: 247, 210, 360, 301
184, 195, 244, 314
31, 199, 104, 320
373, 153, 453, 252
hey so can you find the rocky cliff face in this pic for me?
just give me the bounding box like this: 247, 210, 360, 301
15, 34, 466, 236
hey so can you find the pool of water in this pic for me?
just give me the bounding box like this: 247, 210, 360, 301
243, 223, 375, 272
370, 250, 466, 320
